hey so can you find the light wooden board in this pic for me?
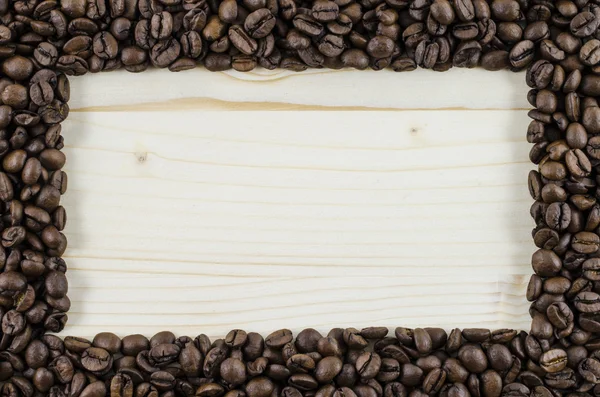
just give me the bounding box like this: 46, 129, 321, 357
59, 68, 534, 339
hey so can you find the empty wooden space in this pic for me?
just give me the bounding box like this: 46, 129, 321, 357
59, 68, 534, 339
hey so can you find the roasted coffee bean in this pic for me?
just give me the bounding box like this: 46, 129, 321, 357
455, 0, 475, 22
510, 40, 535, 68
540, 349, 568, 373
571, 12, 599, 37
572, 232, 600, 254
579, 358, 600, 383
81, 347, 113, 375
457, 344, 488, 373
356, 352, 381, 380
246, 9, 277, 38
229, 25, 258, 55
453, 40, 482, 68
109, 373, 133, 397
545, 202, 571, 231
150, 38, 181, 68
482, 50, 509, 70
92, 32, 118, 60
151, 12, 173, 40
430, 0, 454, 25
312, 1, 338, 22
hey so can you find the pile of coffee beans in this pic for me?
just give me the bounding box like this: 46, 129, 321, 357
2, 0, 600, 395
2, 0, 597, 73
0, 328, 576, 397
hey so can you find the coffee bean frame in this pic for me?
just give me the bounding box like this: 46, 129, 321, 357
0, 0, 596, 396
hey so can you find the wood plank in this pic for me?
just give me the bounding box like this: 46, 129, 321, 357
59, 104, 535, 339
68, 68, 530, 111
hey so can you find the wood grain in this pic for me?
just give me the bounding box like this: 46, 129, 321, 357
59, 68, 534, 339
68, 68, 530, 111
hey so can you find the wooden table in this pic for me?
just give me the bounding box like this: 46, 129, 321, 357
60, 68, 534, 339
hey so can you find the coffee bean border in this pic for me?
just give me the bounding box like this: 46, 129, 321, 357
0, 0, 599, 396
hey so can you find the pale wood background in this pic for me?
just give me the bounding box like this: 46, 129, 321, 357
59, 68, 534, 340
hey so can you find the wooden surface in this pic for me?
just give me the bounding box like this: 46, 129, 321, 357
59, 68, 534, 339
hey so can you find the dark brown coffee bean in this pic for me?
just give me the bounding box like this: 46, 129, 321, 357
574, 291, 600, 313
318, 34, 344, 57
92, 31, 118, 60
571, 12, 599, 37
540, 349, 568, 373
481, 50, 509, 70
355, 353, 381, 380
81, 347, 113, 375
229, 25, 258, 55
293, 14, 323, 37
455, 0, 475, 22
486, 344, 512, 371
343, 328, 368, 349
510, 40, 535, 68
150, 38, 181, 68
366, 35, 394, 58
492, 0, 520, 22
312, 0, 338, 22
532, 248, 562, 277
453, 40, 482, 68
342, 49, 369, 69
218, 0, 238, 23
566, 149, 591, 178
246, 9, 276, 38
545, 202, 571, 231
430, 0, 454, 24
108, 373, 133, 397
457, 344, 488, 373
536, 89, 557, 113
2, 56, 34, 81
422, 368, 446, 394
245, 376, 275, 397
572, 232, 600, 253
579, 358, 600, 383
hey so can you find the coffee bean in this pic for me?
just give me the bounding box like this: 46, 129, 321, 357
245, 376, 275, 397
540, 349, 568, 373
150, 39, 181, 68
430, 0, 455, 24
535, 89, 557, 113
246, 9, 276, 38
342, 49, 369, 69
481, 50, 509, 70
532, 249, 562, 276
453, 40, 482, 68
356, 353, 381, 380
110, 373, 133, 397
492, 0, 520, 22
572, 232, 600, 253
455, 0, 475, 22
571, 12, 599, 37
44, 270, 68, 298
458, 344, 488, 373
2, 56, 34, 81
293, 14, 323, 37
81, 347, 113, 375
510, 40, 535, 68
151, 12, 173, 40
312, 1, 339, 22
318, 34, 344, 57
579, 358, 600, 383
92, 32, 118, 60
487, 344, 512, 371
574, 291, 600, 313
